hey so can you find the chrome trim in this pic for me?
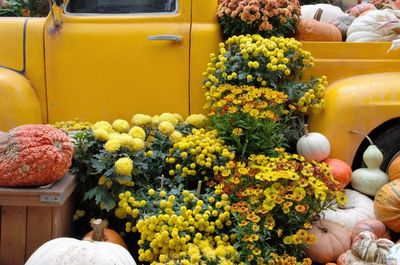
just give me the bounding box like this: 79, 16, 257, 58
63, 0, 178, 17
147, 35, 182, 42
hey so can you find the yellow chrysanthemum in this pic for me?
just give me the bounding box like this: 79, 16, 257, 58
93, 128, 109, 141
92, 121, 113, 133
98, 175, 107, 185
104, 139, 121, 153
158, 121, 175, 135
151, 115, 160, 125
185, 114, 208, 128
128, 126, 146, 140
169, 130, 183, 143
159, 112, 179, 125
131, 138, 145, 151
112, 119, 130, 133
114, 207, 127, 219
173, 113, 184, 122
131, 113, 152, 126
115, 157, 133, 176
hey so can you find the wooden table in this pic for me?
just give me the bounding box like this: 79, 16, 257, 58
0, 173, 77, 265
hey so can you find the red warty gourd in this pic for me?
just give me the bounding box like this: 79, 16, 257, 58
0, 124, 73, 187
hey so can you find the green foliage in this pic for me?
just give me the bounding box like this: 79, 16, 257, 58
27, 0, 49, 17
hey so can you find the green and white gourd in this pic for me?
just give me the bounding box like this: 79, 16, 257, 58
350, 130, 389, 196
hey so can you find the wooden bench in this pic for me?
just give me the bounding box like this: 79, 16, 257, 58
0, 173, 77, 265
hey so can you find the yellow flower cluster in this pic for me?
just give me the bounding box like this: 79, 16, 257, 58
269, 253, 312, 265
296, 76, 328, 114
116, 189, 234, 263
151, 239, 242, 265
91, 120, 145, 153
166, 128, 235, 179
205, 84, 289, 120
203, 35, 313, 90
53, 118, 92, 131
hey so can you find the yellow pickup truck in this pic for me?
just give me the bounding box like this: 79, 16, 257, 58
1, 0, 400, 171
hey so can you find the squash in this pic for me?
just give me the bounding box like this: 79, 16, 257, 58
374, 179, 400, 232
350, 130, 389, 196
349, 3, 377, 17
337, 231, 394, 265
305, 219, 351, 264
323, 158, 352, 189
0, 124, 74, 187
83, 219, 128, 249
296, 124, 331, 162
387, 153, 400, 181
322, 189, 375, 230
25, 238, 137, 265
301, 4, 346, 23
330, 15, 356, 41
347, 9, 400, 42
351, 219, 391, 242
295, 9, 343, 42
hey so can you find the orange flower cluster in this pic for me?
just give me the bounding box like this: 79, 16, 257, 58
217, 0, 301, 33
213, 152, 345, 262
205, 84, 289, 120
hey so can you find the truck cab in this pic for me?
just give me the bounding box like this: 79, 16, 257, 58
1, 0, 400, 171
0, 0, 220, 128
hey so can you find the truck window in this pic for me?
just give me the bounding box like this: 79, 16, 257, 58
67, 0, 177, 14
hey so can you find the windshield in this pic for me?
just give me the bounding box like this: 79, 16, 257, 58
67, 0, 177, 14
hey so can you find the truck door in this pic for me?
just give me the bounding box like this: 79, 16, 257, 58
44, 0, 191, 123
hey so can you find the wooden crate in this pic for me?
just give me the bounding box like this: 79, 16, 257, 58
0, 173, 76, 265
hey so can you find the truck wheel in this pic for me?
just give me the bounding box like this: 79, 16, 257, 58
353, 124, 400, 172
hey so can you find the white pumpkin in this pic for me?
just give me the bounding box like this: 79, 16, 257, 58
301, 4, 346, 23
347, 9, 400, 42
296, 124, 330, 162
350, 130, 389, 196
322, 189, 375, 230
25, 237, 137, 265
387, 244, 400, 265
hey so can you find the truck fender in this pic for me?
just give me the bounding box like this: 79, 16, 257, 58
0, 68, 42, 131
308, 72, 400, 167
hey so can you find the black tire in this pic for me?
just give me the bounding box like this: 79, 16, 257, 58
353, 124, 400, 172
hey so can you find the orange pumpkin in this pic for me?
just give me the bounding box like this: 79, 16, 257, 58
83, 219, 128, 249
374, 180, 400, 232
324, 158, 352, 189
351, 218, 391, 242
388, 154, 400, 181
305, 219, 351, 264
295, 9, 342, 41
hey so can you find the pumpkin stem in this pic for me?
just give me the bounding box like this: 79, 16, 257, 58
91, 219, 105, 242
317, 225, 329, 233
349, 130, 374, 145
303, 124, 310, 136
313, 8, 323, 21
337, 204, 354, 210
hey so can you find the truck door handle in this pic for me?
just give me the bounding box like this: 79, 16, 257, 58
147, 35, 182, 42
